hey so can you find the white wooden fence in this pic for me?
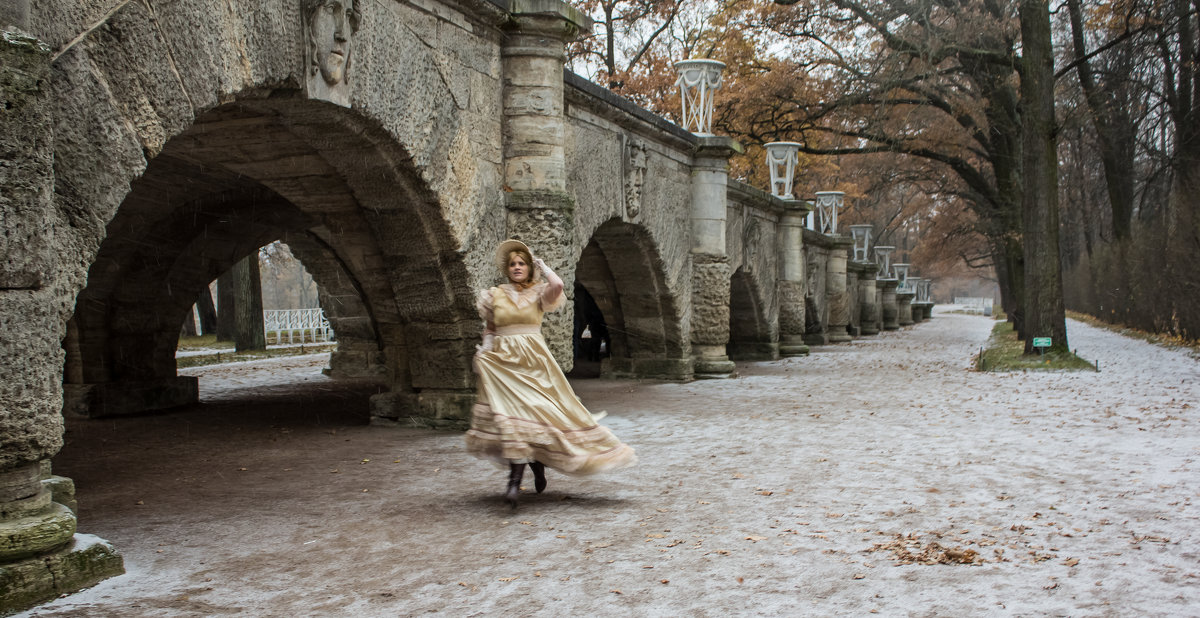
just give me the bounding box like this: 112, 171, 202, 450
263, 308, 332, 344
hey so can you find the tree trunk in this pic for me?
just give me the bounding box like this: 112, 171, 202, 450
233, 254, 266, 352
1066, 0, 1137, 241
216, 271, 235, 342
196, 284, 218, 335
993, 236, 1026, 338
1019, 0, 1069, 354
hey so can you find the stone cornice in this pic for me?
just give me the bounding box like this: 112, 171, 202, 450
563, 71, 696, 151
727, 179, 788, 216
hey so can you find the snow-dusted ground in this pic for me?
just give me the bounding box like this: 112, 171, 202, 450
25, 308, 1200, 617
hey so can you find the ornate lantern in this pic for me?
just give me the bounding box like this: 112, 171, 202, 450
673, 59, 726, 136
874, 246, 895, 278
814, 191, 843, 234
848, 224, 873, 262
765, 142, 801, 199
893, 263, 910, 291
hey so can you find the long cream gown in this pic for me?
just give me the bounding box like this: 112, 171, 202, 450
464, 282, 637, 475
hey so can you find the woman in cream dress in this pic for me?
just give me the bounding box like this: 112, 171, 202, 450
465, 239, 637, 508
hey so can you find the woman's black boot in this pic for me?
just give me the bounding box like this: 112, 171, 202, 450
505, 463, 526, 509
530, 461, 547, 494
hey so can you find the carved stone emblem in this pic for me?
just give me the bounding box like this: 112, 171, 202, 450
624, 140, 647, 219
303, 0, 361, 107
742, 214, 759, 273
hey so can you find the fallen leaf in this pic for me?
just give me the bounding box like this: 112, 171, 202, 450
853, 573, 866, 580
498, 577, 517, 582
1063, 558, 1080, 567
660, 579, 670, 584
745, 536, 767, 542
610, 589, 622, 595
736, 577, 744, 584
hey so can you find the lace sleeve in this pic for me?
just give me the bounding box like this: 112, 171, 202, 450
476, 288, 495, 322
536, 281, 566, 313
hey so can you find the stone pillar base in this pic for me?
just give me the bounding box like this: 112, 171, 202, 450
370, 389, 475, 429
606, 357, 693, 381
803, 332, 829, 346
828, 329, 852, 343
692, 346, 736, 378
368, 391, 418, 422
62, 377, 198, 418
325, 345, 386, 378
779, 344, 810, 356
727, 342, 779, 361
778, 335, 809, 356
0, 534, 124, 614
860, 323, 880, 336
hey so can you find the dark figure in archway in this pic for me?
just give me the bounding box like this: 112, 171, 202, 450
572, 284, 609, 363
465, 240, 637, 509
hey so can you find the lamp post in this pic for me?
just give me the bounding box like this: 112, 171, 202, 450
814, 191, 843, 235
848, 224, 873, 262
673, 59, 725, 136
765, 142, 801, 199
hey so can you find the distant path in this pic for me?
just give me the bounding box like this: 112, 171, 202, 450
27, 309, 1200, 617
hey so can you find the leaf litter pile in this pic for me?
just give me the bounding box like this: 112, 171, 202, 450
867, 532, 983, 565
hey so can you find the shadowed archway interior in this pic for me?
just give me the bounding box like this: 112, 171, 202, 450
573, 219, 689, 380
63, 99, 476, 417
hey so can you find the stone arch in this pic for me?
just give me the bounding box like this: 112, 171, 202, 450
573, 219, 690, 380
727, 267, 778, 360
60, 99, 477, 418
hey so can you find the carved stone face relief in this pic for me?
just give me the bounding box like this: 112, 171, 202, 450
304, 0, 360, 106
624, 140, 647, 219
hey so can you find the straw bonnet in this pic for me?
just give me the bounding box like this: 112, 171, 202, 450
494, 239, 537, 275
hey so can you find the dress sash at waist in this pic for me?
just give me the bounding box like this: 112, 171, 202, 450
496, 324, 541, 336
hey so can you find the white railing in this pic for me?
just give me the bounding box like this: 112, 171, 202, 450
264, 308, 332, 344
953, 297, 993, 314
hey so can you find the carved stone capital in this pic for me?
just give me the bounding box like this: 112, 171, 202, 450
504, 0, 593, 45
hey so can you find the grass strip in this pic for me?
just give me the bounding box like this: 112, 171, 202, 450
1066, 311, 1200, 358
176, 343, 337, 369
976, 320, 1097, 372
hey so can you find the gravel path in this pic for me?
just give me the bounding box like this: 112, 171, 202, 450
21, 309, 1200, 617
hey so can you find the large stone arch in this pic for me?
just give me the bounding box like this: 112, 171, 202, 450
727, 267, 777, 360
62, 98, 479, 417
34, 0, 507, 423
573, 219, 691, 380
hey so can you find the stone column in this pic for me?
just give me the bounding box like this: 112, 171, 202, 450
897, 290, 916, 326
857, 262, 880, 335
777, 200, 812, 356
690, 137, 741, 377
500, 0, 591, 372
880, 279, 900, 330
825, 236, 854, 343
1, 28, 124, 614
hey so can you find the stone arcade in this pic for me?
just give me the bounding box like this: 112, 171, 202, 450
0, 0, 932, 611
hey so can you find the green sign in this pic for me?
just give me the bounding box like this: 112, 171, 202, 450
1032, 337, 1052, 348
